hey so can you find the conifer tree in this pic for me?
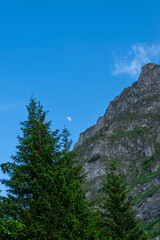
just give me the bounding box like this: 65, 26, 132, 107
98, 162, 149, 240
61, 126, 73, 154
0, 98, 94, 239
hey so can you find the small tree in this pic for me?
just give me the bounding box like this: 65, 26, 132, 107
98, 162, 148, 240
61, 126, 73, 154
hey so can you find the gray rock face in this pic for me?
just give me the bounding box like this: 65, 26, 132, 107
74, 63, 160, 148
74, 63, 160, 238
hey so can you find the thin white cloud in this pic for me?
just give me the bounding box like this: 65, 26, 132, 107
67, 116, 71, 122
0, 103, 23, 110
112, 43, 160, 77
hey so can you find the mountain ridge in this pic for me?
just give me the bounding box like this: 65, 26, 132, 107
74, 63, 160, 149
74, 63, 160, 239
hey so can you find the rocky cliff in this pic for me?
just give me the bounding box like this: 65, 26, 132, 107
74, 63, 160, 239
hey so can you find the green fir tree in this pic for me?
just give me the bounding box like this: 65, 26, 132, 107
0, 98, 94, 239
98, 161, 149, 240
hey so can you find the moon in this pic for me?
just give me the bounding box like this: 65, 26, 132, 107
67, 116, 71, 122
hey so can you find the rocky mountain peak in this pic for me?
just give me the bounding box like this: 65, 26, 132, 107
137, 63, 160, 89
74, 63, 160, 149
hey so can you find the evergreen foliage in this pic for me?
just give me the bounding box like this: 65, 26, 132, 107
0, 98, 94, 239
98, 162, 149, 240
61, 126, 73, 154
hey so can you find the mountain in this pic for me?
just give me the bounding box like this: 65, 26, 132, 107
74, 63, 160, 239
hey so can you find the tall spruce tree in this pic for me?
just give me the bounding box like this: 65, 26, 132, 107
98, 162, 149, 240
0, 98, 94, 239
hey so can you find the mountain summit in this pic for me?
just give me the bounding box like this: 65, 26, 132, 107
74, 63, 160, 239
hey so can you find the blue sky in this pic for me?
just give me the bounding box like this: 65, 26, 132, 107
0, 0, 160, 195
